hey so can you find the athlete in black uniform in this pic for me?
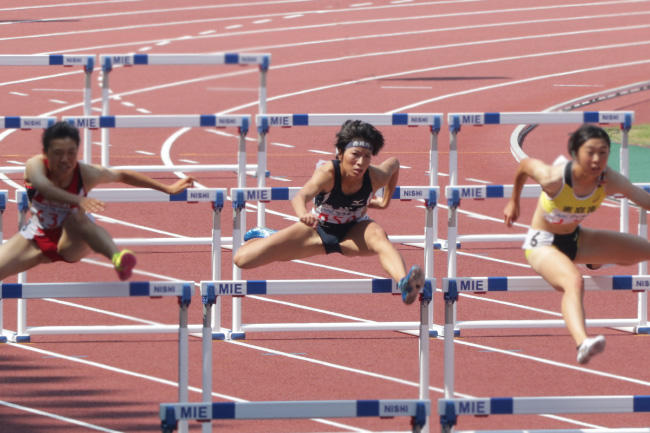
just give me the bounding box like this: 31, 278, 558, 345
234, 120, 424, 304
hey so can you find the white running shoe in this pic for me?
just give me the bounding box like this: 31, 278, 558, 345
577, 335, 606, 364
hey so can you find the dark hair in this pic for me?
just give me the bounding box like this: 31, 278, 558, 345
335, 120, 384, 156
42, 121, 80, 152
567, 124, 610, 157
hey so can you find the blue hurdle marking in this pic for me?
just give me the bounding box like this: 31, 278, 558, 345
0, 116, 56, 129
202, 279, 434, 299
0, 54, 93, 68
256, 113, 443, 129
447, 111, 634, 127
62, 115, 250, 132
230, 186, 439, 206
15, 188, 226, 205
439, 395, 650, 419
100, 53, 270, 70
443, 276, 650, 298
1, 281, 193, 300
161, 399, 429, 423
445, 184, 542, 200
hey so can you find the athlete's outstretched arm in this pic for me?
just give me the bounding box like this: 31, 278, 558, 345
83, 165, 194, 194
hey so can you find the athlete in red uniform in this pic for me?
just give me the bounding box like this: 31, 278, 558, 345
0, 121, 194, 281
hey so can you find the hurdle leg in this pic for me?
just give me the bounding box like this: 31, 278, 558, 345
177, 293, 190, 433
418, 282, 433, 433
638, 208, 649, 333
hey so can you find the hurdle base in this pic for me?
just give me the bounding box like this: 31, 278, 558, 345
212, 332, 226, 340
0, 336, 6, 343
429, 329, 439, 337
636, 326, 650, 334
14, 334, 31, 343
229, 331, 246, 340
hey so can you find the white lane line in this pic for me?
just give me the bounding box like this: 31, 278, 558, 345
381, 85, 433, 89
308, 149, 332, 155
178, 158, 198, 164
271, 142, 295, 148
225, 24, 243, 30
49, 99, 67, 104
253, 19, 272, 24
0, 399, 123, 433
2, 1, 644, 42
135, 107, 151, 113
0, 0, 143, 12
6, 330, 613, 431
8, 91, 28, 96
33, 88, 83, 92
135, 150, 155, 155
465, 177, 491, 184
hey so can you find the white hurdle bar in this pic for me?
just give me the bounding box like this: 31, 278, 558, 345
439, 395, 650, 433
0, 55, 95, 162
98, 53, 270, 168
200, 279, 434, 433
13, 188, 226, 342
229, 185, 439, 338
160, 399, 430, 433
2, 280, 193, 433
0, 117, 58, 173
254, 113, 442, 229
62, 114, 253, 187
445, 183, 650, 334
440, 275, 649, 402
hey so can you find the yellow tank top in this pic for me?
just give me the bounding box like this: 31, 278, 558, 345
538, 162, 606, 224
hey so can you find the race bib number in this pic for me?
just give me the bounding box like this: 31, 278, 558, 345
522, 229, 554, 250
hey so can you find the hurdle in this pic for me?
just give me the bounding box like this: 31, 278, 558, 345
0, 54, 95, 162
62, 114, 253, 187
0, 116, 58, 174
253, 112, 442, 226
228, 184, 439, 338
198, 278, 433, 433
160, 399, 430, 433
438, 395, 650, 433
445, 111, 642, 334
97, 53, 270, 168
11, 187, 226, 342
2, 280, 194, 433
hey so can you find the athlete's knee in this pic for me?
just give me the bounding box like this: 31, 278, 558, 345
559, 274, 584, 295
233, 246, 254, 269
365, 224, 390, 248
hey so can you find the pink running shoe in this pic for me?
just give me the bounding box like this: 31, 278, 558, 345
112, 250, 136, 281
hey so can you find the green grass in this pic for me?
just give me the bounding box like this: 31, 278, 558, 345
605, 123, 650, 148
605, 124, 650, 182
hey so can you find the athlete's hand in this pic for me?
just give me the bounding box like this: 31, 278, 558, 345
166, 176, 195, 195
367, 196, 387, 209
79, 197, 105, 213
503, 199, 519, 227
299, 213, 319, 228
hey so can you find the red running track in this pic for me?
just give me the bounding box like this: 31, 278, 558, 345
1, 0, 649, 432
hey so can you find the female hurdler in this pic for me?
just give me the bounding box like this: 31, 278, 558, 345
234, 120, 425, 304
504, 124, 650, 364
0, 121, 194, 281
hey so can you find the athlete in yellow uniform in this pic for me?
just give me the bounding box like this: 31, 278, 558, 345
504, 124, 650, 364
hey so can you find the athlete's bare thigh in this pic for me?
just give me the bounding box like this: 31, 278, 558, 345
0, 233, 50, 280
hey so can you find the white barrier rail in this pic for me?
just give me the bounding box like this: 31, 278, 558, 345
199, 279, 434, 433
0, 55, 94, 162
160, 399, 430, 433
11, 188, 226, 344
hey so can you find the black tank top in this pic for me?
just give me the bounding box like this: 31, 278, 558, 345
313, 159, 373, 224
